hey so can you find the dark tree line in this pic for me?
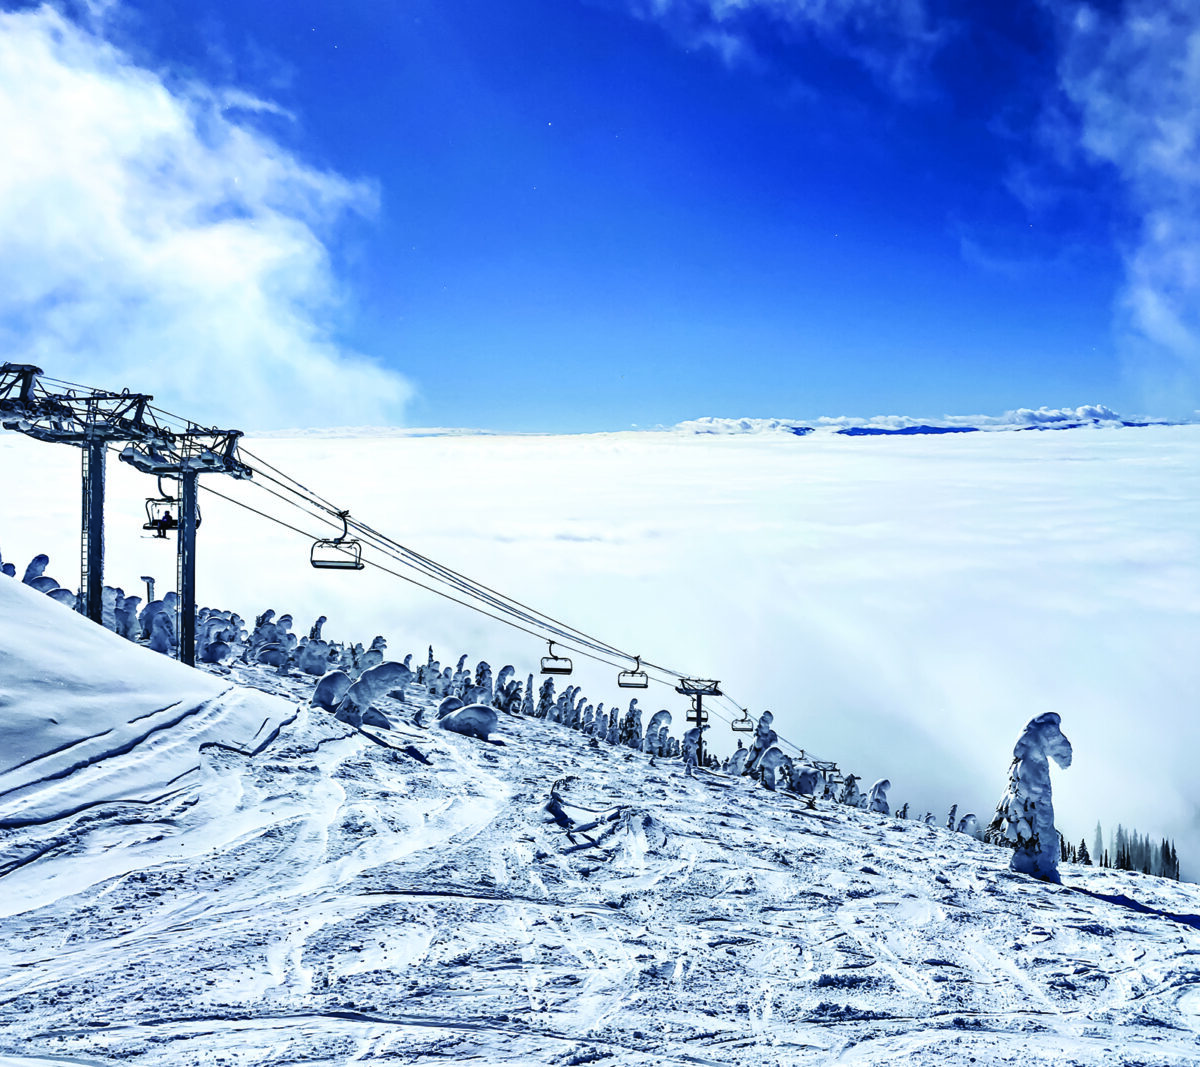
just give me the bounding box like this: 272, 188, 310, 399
1061, 821, 1181, 880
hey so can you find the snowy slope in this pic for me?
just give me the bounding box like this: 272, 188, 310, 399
2, 588, 1200, 1065
0, 578, 296, 916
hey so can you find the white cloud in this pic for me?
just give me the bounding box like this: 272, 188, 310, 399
1052, 0, 1200, 414
0, 4, 412, 429
621, 0, 941, 94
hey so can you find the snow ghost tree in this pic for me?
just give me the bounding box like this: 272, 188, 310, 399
867, 779, 890, 814
643, 710, 671, 754
986, 712, 1073, 883
742, 711, 777, 776
839, 775, 863, 807
756, 747, 788, 791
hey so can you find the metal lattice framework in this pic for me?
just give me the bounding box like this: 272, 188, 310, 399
675, 677, 722, 767
0, 363, 251, 665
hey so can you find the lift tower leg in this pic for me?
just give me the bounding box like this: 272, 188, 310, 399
80, 439, 105, 624
176, 469, 198, 667
689, 694, 707, 768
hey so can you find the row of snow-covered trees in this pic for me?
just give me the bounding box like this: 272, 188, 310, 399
1067, 823, 1182, 880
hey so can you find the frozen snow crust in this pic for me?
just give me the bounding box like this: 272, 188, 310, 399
3, 589, 1200, 1063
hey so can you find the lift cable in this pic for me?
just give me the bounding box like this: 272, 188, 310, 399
230, 454, 649, 665
198, 481, 666, 681
197, 453, 828, 764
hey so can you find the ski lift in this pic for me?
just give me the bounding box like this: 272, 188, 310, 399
310, 510, 365, 571
141, 476, 198, 537
731, 708, 756, 733
540, 641, 573, 675
617, 656, 649, 689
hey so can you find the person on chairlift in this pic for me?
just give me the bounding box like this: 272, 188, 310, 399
155, 511, 172, 538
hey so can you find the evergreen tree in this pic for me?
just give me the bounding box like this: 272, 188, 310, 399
1093, 821, 1103, 867
1078, 838, 1092, 865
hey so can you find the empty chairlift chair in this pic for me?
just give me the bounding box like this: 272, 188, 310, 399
617, 656, 649, 689
540, 641, 573, 675
310, 511, 365, 571
731, 708, 756, 733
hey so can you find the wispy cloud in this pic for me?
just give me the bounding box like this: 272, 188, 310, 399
1050, 0, 1200, 414
618, 0, 942, 94
0, 4, 412, 429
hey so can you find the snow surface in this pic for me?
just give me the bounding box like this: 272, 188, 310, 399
3, 580, 1200, 1065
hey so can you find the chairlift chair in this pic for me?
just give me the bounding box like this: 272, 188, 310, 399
540, 641, 573, 675
617, 656, 649, 689
310, 510, 365, 571
731, 708, 756, 733
141, 476, 199, 536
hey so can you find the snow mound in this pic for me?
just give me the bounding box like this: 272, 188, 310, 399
0, 577, 295, 829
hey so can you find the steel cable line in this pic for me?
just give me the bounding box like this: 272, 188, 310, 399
211, 453, 827, 763
197, 480, 672, 682
231, 452, 645, 664
202, 480, 823, 763
344, 513, 691, 672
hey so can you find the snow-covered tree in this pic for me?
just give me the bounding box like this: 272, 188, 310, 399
986, 712, 1073, 883
839, 774, 863, 807
867, 779, 890, 814
535, 677, 556, 718
946, 804, 958, 831
643, 710, 671, 754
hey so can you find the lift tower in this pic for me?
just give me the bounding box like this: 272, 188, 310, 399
1, 364, 153, 624
0, 363, 251, 664
674, 677, 722, 769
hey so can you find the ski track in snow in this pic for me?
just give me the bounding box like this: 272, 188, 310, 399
2, 653, 1200, 1066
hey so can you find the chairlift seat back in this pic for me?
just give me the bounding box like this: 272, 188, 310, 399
541, 655, 573, 675
617, 668, 649, 688
311, 538, 365, 571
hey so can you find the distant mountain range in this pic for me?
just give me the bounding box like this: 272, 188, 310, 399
674, 405, 1188, 436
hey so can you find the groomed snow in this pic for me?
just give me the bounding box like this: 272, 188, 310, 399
2, 578, 1200, 1064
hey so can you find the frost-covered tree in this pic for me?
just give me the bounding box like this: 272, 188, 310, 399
986, 712, 1073, 883
21, 553, 49, 585
532, 676, 554, 720
643, 710, 671, 754
756, 747, 787, 790
471, 661, 494, 705
742, 711, 777, 776
1077, 838, 1092, 865
450, 655, 471, 695
787, 762, 823, 799
896, 802, 909, 819
868, 779, 891, 814
957, 813, 977, 836
839, 775, 863, 807
620, 699, 642, 749
334, 661, 411, 727
946, 804, 958, 831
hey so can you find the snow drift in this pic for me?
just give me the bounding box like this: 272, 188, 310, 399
0, 577, 295, 831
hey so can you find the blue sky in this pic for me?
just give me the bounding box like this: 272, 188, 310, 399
2, 0, 1198, 430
